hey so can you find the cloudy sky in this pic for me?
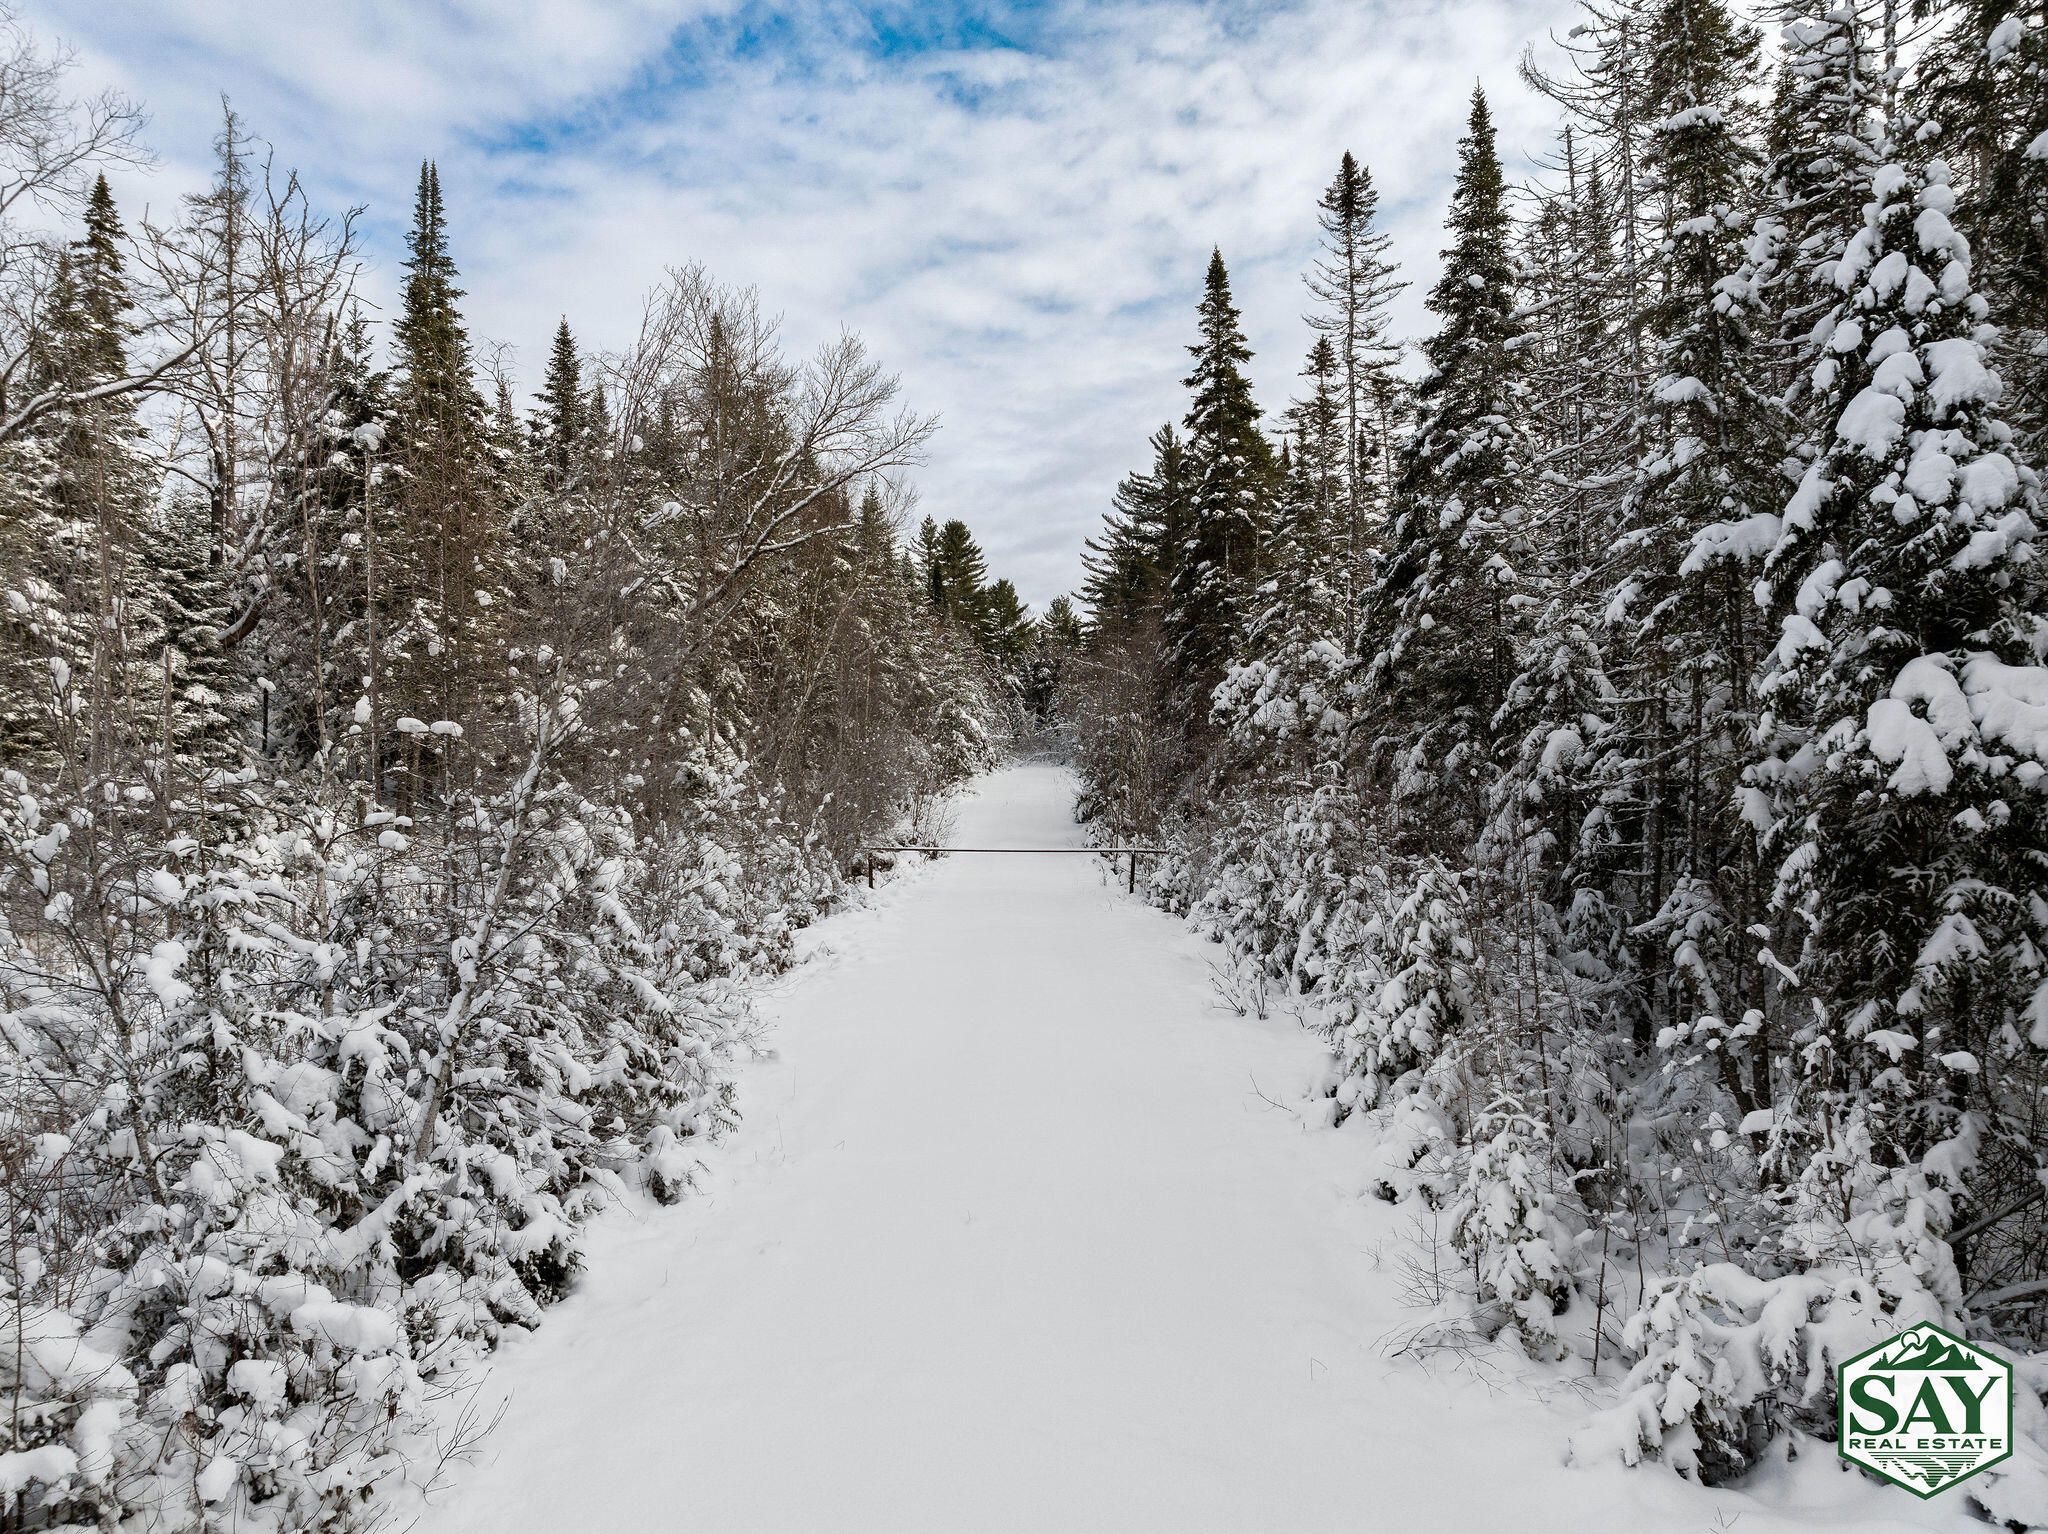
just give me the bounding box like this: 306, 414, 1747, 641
29, 0, 1581, 609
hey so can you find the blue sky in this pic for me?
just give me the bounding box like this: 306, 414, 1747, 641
29, 0, 1582, 608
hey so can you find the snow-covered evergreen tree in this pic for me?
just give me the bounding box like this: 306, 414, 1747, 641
1603, 0, 1780, 1050
1751, 148, 2047, 1211
1304, 151, 1406, 595
1082, 424, 1187, 642
1355, 89, 1534, 849
1917, 0, 2048, 448
532, 316, 586, 482
1166, 250, 1278, 721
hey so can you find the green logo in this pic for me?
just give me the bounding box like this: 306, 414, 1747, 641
1838, 1322, 2013, 1497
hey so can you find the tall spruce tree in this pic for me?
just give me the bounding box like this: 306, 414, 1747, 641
1917, 0, 2048, 448
1082, 424, 1188, 640
394, 163, 481, 435
533, 317, 584, 481
40, 177, 161, 771
1219, 340, 1350, 759
979, 577, 1032, 667
387, 162, 504, 777
1213, 379, 1353, 767
1356, 89, 1533, 846
922, 518, 991, 628
1166, 249, 1276, 721
1753, 0, 1887, 420
261, 303, 386, 764
1280, 336, 1348, 592
1485, 131, 1633, 971
1752, 153, 2048, 1191
45, 176, 153, 526
69, 175, 131, 381
1305, 152, 1406, 591
1600, 0, 1777, 1048
1520, 130, 1631, 571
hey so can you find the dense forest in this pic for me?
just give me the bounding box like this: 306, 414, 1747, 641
1065, 0, 2048, 1513
0, 12, 1064, 1528
8, 0, 2048, 1521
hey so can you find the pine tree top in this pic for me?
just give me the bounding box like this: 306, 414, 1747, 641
1427, 89, 1513, 324
1187, 249, 1252, 378
394, 161, 481, 430
1323, 151, 1368, 225
1183, 249, 1267, 458
534, 316, 584, 474
1407, 87, 1524, 452
66, 174, 132, 382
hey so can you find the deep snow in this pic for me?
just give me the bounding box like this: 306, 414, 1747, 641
419, 762, 1980, 1533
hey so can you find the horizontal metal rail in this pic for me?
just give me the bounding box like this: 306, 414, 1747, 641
857, 845, 1169, 891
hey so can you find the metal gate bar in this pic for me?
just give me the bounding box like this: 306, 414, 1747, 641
858, 846, 1168, 892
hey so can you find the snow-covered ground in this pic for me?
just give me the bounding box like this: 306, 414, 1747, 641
419, 761, 1978, 1533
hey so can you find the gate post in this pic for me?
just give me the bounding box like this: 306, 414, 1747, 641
1127, 850, 1137, 894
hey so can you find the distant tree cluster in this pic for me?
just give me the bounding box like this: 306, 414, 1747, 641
1065, 0, 2048, 1510
909, 512, 1082, 726
0, 12, 1036, 1527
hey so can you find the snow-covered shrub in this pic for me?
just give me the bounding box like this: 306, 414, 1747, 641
1325, 862, 1476, 1116
1450, 1099, 1577, 1355
0, 686, 844, 1530
1139, 782, 1478, 1123
1183, 794, 1293, 979
1575, 1263, 1838, 1482
1578, 1104, 1972, 1483
1213, 636, 1352, 755
1975, 1355, 2048, 1530
1357, 1083, 1462, 1205
0, 1276, 138, 1528
1158, 780, 1388, 1004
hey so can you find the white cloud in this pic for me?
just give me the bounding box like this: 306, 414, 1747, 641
26, 0, 1582, 608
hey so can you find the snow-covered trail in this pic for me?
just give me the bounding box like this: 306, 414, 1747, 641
421, 762, 1966, 1534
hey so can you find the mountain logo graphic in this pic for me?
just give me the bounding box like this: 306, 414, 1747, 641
1838, 1322, 2013, 1498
